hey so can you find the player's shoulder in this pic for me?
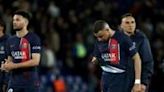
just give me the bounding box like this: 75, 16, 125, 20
7, 35, 17, 41
28, 32, 40, 38
135, 29, 147, 39
4, 34, 10, 39
115, 30, 130, 40
27, 32, 40, 41
115, 30, 126, 36
0, 34, 10, 41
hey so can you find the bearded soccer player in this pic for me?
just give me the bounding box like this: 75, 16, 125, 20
0, 18, 9, 92
91, 20, 142, 92
1, 10, 41, 92
120, 13, 154, 92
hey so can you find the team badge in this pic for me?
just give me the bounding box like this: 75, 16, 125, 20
111, 44, 117, 49
10, 44, 14, 48
0, 46, 4, 51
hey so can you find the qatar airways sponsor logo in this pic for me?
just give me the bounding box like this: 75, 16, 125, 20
101, 53, 116, 61
11, 51, 27, 59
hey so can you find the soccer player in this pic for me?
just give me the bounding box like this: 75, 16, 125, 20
0, 18, 9, 92
1, 10, 41, 92
91, 20, 142, 92
120, 13, 154, 92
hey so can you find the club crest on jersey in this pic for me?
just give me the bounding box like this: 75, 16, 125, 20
129, 42, 136, 51
21, 43, 28, 48
0, 46, 5, 54
0, 46, 4, 50
111, 44, 117, 49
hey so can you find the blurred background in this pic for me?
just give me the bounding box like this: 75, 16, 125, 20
0, 0, 164, 92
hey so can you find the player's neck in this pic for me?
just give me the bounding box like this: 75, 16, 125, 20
16, 29, 28, 38
124, 31, 135, 36
109, 30, 115, 37
107, 29, 115, 41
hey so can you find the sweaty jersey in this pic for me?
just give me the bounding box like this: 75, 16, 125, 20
6, 32, 41, 87
92, 31, 137, 73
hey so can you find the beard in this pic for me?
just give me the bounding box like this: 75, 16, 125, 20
13, 27, 22, 31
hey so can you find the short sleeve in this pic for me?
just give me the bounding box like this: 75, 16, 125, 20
31, 34, 41, 53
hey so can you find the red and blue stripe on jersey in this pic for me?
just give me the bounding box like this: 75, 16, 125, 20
19, 37, 31, 62
108, 38, 120, 64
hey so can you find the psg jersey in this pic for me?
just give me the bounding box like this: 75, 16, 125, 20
93, 31, 137, 72
6, 32, 41, 87
0, 34, 9, 83
0, 34, 9, 64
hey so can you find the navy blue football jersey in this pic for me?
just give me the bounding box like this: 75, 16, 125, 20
0, 34, 9, 84
6, 32, 41, 87
92, 31, 137, 71
0, 34, 9, 63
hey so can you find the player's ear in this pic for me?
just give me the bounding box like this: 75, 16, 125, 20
93, 33, 97, 37
120, 23, 123, 29
24, 18, 29, 25
118, 25, 122, 30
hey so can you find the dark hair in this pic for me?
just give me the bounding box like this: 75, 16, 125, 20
0, 18, 6, 33
13, 10, 32, 21
93, 20, 108, 33
121, 13, 133, 19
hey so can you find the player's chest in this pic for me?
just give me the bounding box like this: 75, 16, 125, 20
0, 42, 5, 54
9, 38, 31, 51
9, 38, 32, 60
98, 39, 120, 53
132, 39, 142, 50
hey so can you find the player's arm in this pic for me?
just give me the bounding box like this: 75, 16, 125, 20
13, 53, 40, 69
123, 33, 142, 82
131, 52, 142, 92
2, 53, 40, 71
122, 33, 142, 92
132, 52, 142, 83
90, 42, 100, 64
139, 36, 154, 86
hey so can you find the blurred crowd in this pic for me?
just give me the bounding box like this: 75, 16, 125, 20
0, 0, 164, 92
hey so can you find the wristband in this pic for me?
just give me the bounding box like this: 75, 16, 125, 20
135, 79, 141, 84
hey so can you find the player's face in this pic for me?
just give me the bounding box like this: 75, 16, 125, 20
121, 16, 136, 35
94, 28, 109, 42
13, 15, 26, 31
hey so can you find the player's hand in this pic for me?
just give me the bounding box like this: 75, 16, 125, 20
0, 61, 6, 71
1, 59, 15, 72
131, 84, 142, 92
91, 57, 97, 64
141, 84, 146, 92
